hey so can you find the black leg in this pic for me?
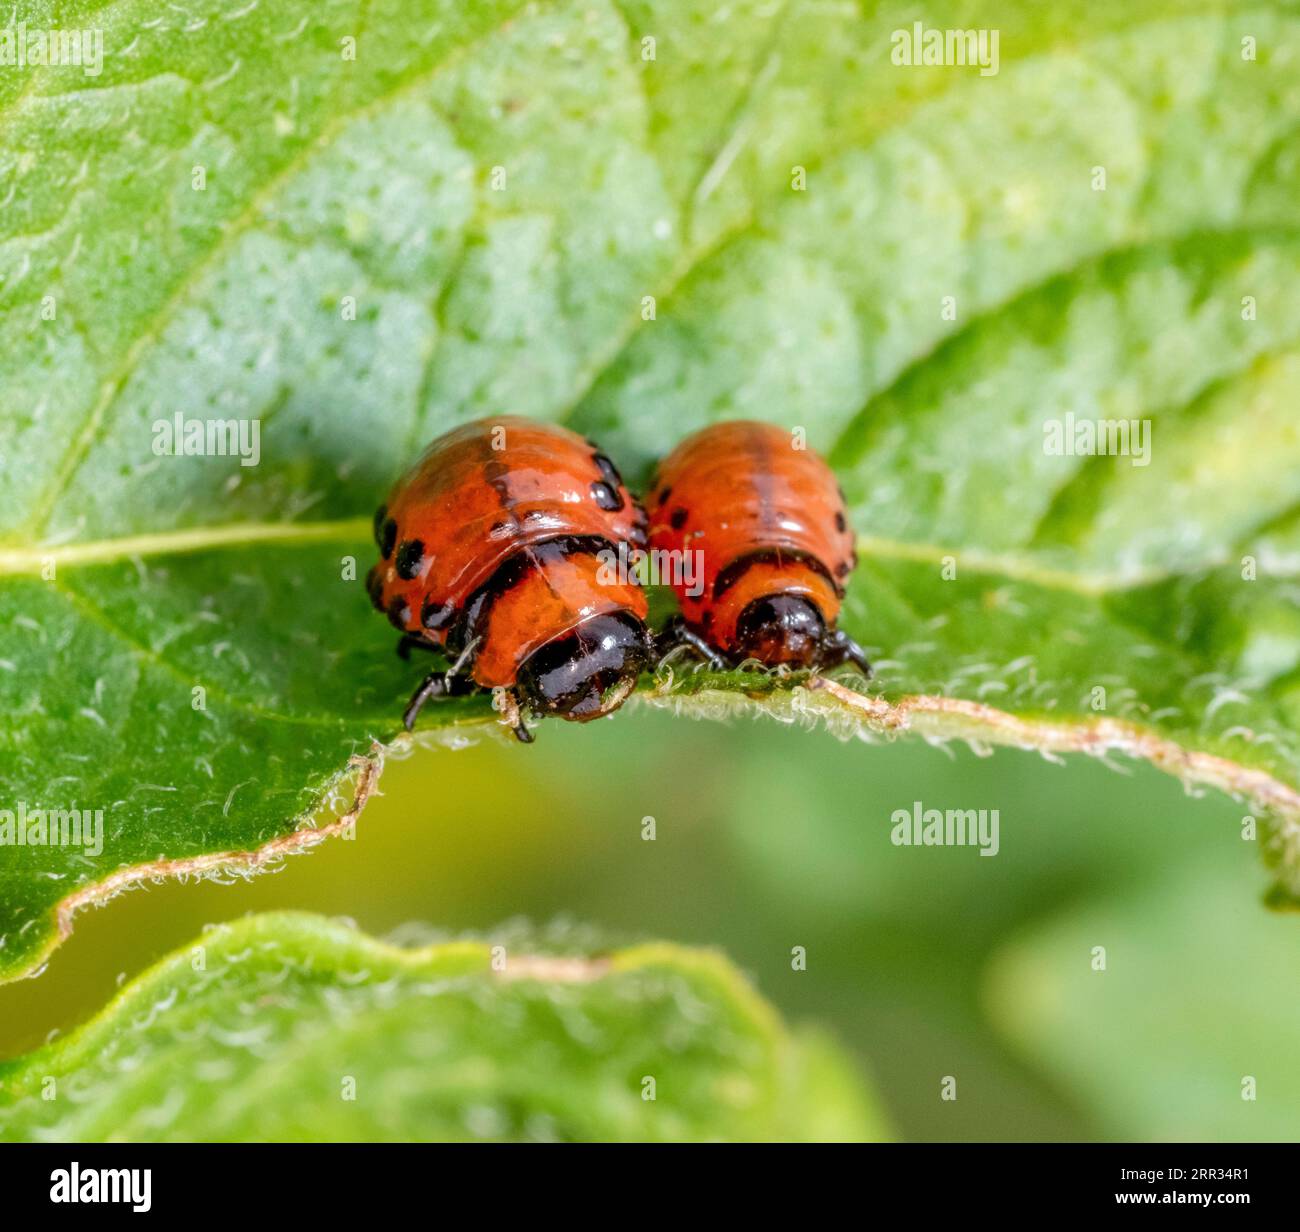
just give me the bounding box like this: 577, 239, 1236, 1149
820, 629, 872, 678
403, 671, 447, 730
402, 664, 482, 730
657, 615, 727, 670
396, 633, 439, 661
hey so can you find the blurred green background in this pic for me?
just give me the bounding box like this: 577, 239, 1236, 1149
2, 704, 1297, 1142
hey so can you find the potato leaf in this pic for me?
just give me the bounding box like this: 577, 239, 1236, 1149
2, 0, 1298, 980
0, 912, 884, 1142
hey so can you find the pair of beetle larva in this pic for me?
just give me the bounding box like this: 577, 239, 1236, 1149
367, 417, 870, 742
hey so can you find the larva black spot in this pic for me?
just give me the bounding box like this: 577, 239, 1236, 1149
592, 452, 624, 489
421, 596, 454, 632
395, 539, 426, 580
379, 517, 398, 559
670, 507, 688, 530
386, 596, 411, 630
590, 480, 624, 511
630, 505, 649, 547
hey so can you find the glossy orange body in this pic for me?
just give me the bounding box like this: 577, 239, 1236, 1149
646, 421, 856, 654
368, 417, 647, 688
472, 550, 646, 687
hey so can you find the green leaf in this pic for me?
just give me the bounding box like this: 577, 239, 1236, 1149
3, 0, 1299, 981
0, 912, 885, 1142
985, 857, 1300, 1141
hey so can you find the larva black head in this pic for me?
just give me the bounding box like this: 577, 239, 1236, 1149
734, 594, 826, 668
515, 612, 652, 722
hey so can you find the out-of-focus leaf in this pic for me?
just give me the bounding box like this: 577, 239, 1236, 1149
0, 912, 885, 1142
985, 858, 1300, 1142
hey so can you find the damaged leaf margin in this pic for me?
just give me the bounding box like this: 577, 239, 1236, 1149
22, 653, 1300, 989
